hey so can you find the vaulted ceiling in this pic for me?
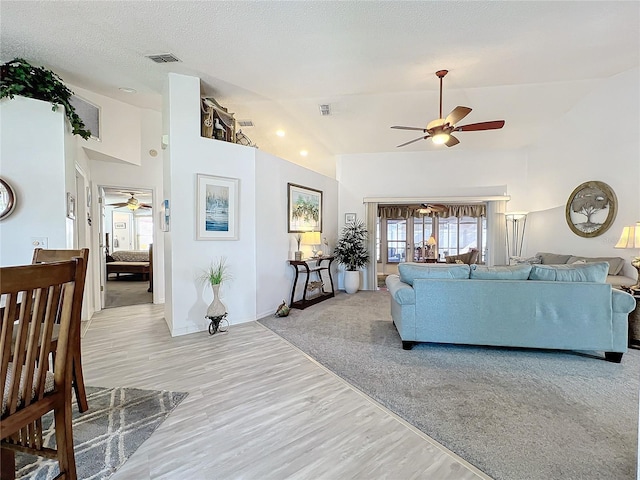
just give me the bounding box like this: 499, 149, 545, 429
2, 1, 638, 167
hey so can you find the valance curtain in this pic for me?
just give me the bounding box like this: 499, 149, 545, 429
378, 204, 486, 219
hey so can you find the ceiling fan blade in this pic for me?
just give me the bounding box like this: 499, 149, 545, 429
391, 126, 426, 132
455, 120, 505, 132
140, 203, 153, 209
445, 135, 460, 147
108, 202, 127, 207
397, 135, 429, 148
445, 106, 472, 126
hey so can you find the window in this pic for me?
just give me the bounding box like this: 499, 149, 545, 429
135, 215, 153, 250
378, 209, 486, 264
386, 219, 406, 263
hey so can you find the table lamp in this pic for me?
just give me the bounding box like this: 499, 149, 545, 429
302, 231, 322, 257
426, 235, 437, 259
615, 222, 640, 291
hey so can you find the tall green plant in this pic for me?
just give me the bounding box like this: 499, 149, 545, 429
199, 257, 231, 286
333, 220, 370, 271
0, 58, 92, 139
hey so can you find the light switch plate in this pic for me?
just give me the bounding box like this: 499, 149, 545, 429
31, 237, 48, 249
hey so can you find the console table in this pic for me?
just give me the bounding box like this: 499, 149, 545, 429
288, 256, 335, 309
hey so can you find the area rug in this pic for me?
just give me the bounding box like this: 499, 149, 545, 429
259, 291, 639, 480
16, 386, 188, 479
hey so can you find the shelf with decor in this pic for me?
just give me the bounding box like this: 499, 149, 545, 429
288, 256, 335, 309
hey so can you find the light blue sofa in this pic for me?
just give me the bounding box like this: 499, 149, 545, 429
386, 262, 636, 362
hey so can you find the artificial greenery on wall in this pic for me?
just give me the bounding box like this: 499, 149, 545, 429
0, 58, 92, 139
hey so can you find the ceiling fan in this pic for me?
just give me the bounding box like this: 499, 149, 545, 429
417, 203, 447, 214
391, 70, 505, 148
108, 192, 152, 211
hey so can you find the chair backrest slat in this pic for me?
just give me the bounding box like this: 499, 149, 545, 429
1, 259, 80, 418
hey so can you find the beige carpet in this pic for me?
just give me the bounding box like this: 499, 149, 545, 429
105, 275, 152, 308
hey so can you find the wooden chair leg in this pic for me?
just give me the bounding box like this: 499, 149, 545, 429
1, 447, 16, 480
53, 400, 77, 480
72, 353, 89, 413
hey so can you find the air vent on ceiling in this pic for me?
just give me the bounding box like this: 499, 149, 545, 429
319, 104, 331, 116
146, 53, 181, 63
237, 120, 254, 127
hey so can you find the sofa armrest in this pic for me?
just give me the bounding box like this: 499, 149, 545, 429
612, 288, 636, 314
386, 274, 415, 305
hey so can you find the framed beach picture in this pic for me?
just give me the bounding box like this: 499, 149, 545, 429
288, 183, 322, 233
196, 174, 239, 240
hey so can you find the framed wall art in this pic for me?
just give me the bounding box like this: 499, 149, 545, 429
345, 213, 356, 224
565, 180, 617, 238
288, 183, 322, 233
196, 174, 239, 240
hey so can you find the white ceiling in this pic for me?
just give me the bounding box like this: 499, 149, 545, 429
2, 1, 638, 166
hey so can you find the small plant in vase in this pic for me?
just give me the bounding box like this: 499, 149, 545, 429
294, 233, 303, 261
333, 220, 370, 294
199, 257, 231, 335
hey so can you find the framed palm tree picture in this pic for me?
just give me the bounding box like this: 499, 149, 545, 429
287, 183, 322, 233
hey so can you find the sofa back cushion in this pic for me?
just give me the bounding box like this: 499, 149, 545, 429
470, 264, 532, 280
536, 252, 572, 265
398, 263, 470, 285
566, 256, 625, 276
528, 262, 609, 283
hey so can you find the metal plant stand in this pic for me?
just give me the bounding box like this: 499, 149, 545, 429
206, 313, 229, 335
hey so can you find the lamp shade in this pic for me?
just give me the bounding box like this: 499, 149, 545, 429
426, 235, 437, 246
301, 231, 321, 245
614, 223, 640, 249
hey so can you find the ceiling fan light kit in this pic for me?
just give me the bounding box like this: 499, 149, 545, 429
392, 69, 505, 148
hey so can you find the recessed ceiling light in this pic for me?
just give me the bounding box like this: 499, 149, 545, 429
300, 150, 308, 157
119, 87, 137, 94
276, 130, 285, 137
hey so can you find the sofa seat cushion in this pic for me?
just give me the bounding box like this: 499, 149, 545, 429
470, 264, 532, 280
567, 255, 625, 276
536, 252, 572, 265
529, 262, 609, 283
398, 263, 470, 285
606, 274, 638, 287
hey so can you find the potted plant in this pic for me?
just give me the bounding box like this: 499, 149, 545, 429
0, 58, 91, 139
199, 257, 231, 334
333, 220, 370, 294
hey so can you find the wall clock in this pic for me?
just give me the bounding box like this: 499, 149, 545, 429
565, 180, 617, 238
0, 178, 16, 221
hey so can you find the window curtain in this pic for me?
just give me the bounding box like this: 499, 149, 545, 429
378, 204, 486, 219
364, 202, 378, 291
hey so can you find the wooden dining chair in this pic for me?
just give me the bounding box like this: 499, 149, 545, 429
32, 248, 90, 413
1, 258, 83, 480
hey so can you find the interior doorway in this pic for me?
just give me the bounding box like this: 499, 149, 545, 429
101, 186, 154, 308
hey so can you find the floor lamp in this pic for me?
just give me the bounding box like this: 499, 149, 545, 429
505, 212, 528, 259
614, 222, 640, 291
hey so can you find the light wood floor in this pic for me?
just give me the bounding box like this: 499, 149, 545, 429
82, 304, 491, 480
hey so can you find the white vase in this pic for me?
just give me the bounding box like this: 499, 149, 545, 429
344, 270, 360, 294
206, 284, 227, 318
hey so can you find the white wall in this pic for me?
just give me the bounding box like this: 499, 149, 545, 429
255, 150, 338, 318
522, 68, 640, 279
71, 85, 142, 166
0, 96, 70, 265
165, 73, 339, 334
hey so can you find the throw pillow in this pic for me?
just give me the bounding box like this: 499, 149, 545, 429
566, 256, 625, 276
398, 263, 471, 285
536, 252, 572, 265
510, 255, 542, 265
455, 259, 464, 264
470, 264, 532, 280
528, 262, 609, 283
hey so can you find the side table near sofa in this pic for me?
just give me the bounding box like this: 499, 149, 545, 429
622, 288, 640, 348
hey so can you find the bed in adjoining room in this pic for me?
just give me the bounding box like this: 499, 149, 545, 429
106, 244, 153, 292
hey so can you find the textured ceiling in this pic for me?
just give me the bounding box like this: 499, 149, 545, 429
1, 1, 638, 167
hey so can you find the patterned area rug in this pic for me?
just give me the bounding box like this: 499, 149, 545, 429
16, 386, 188, 479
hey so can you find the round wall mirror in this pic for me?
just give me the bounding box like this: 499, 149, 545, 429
0, 178, 17, 220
